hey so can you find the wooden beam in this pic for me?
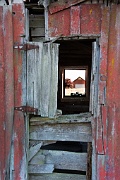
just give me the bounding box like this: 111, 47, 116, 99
30, 123, 92, 142
30, 112, 92, 125
29, 173, 86, 180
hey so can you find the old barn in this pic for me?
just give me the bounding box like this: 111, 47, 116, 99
0, 0, 120, 179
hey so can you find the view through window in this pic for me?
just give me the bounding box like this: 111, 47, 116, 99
64, 69, 86, 97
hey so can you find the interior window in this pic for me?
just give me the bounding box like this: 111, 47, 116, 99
63, 68, 87, 97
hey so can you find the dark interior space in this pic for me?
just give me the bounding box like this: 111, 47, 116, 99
41, 141, 88, 175
57, 39, 94, 115
41, 141, 87, 152
24, 0, 44, 15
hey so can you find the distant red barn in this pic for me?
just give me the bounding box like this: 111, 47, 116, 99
73, 77, 85, 88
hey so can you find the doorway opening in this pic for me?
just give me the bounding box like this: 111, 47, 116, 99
57, 39, 94, 115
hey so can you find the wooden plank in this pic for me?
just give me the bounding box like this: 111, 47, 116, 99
31, 27, 45, 37
48, 43, 59, 118
29, 142, 43, 162
86, 142, 92, 180
49, 0, 86, 14
40, 43, 59, 118
30, 112, 92, 126
29, 19, 45, 28
80, 5, 101, 35
70, 6, 80, 35
31, 37, 45, 42
27, 48, 35, 107
30, 150, 87, 171
29, 164, 54, 174
40, 43, 51, 117
29, 173, 86, 180
26, 42, 43, 115
29, 15, 44, 20
25, 8, 29, 40
29, 154, 45, 165
30, 123, 92, 142
29, 140, 57, 148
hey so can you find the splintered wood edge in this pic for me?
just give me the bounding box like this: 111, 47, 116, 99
30, 112, 93, 125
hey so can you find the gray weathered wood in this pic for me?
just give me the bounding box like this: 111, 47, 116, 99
25, 8, 29, 41
29, 140, 57, 148
29, 173, 86, 180
29, 142, 43, 162
29, 15, 44, 20
26, 42, 59, 117
30, 19, 45, 28
40, 43, 59, 117
48, 43, 59, 117
30, 150, 87, 171
29, 154, 45, 165
30, 112, 92, 125
26, 42, 42, 114
29, 14, 45, 39
31, 27, 45, 37
30, 123, 92, 142
90, 41, 100, 117
29, 164, 54, 174
40, 43, 51, 116
27, 47, 35, 107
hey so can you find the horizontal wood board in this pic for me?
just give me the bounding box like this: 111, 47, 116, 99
30, 123, 92, 142
29, 164, 54, 174
29, 173, 86, 180
30, 112, 92, 125
29, 150, 87, 171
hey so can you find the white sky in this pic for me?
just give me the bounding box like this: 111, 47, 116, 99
65, 70, 85, 81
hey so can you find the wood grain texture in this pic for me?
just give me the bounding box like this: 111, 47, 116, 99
26, 42, 59, 117
29, 173, 86, 180
29, 164, 54, 174
30, 123, 92, 142
30, 112, 92, 125
30, 150, 87, 171
29, 142, 43, 162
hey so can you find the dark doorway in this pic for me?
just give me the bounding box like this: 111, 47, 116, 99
57, 39, 93, 114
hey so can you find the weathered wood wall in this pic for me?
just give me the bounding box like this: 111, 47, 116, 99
48, 2, 120, 180
0, 1, 120, 180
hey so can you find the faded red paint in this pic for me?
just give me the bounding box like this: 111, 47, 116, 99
80, 5, 101, 35
49, 0, 85, 14
0, 1, 120, 180
106, 5, 120, 179
48, 4, 102, 37
3, 6, 14, 180
0, 6, 5, 180
48, 8, 70, 37
97, 155, 107, 180
12, 3, 26, 180
48, 3, 120, 180
70, 6, 80, 35
96, 7, 110, 156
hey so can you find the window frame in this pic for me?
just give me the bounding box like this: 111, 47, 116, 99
60, 65, 89, 102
